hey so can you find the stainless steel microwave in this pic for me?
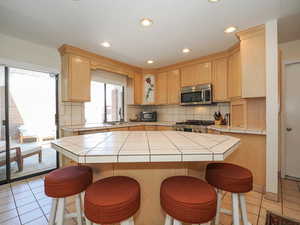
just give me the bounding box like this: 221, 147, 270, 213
140, 111, 157, 122
180, 84, 212, 105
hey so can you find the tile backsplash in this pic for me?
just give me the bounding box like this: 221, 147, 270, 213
59, 102, 85, 126
127, 103, 230, 122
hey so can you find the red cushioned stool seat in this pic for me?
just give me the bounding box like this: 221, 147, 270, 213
205, 163, 253, 193
84, 176, 140, 224
45, 165, 93, 198
160, 176, 217, 224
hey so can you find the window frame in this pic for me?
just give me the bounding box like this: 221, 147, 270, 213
86, 82, 125, 124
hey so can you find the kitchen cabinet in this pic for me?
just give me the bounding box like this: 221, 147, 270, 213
109, 127, 129, 131
212, 58, 228, 102
230, 98, 266, 129
134, 73, 143, 104
156, 126, 173, 131
237, 25, 266, 98
128, 125, 145, 131
227, 50, 241, 99
61, 54, 91, 102
156, 72, 168, 105
145, 126, 157, 131
167, 70, 181, 104
180, 62, 211, 87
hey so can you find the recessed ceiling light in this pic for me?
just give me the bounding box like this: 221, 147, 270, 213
182, 48, 191, 53
147, 60, 154, 64
208, 0, 220, 3
140, 18, 153, 27
224, 26, 237, 33
101, 41, 111, 48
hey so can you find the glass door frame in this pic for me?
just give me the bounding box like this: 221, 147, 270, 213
0, 66, 59, 185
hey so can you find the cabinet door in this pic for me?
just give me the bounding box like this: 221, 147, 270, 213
240, 32, 266, 98
157, 126, 173, 131
167, 70, 181, 104
181, 62, 211, 87
145, 126, 157, 131
228, 51, 241, 98
212, 58, 228, 102
128, 126, 145, 131
197, 62, 212, 85
69, 55, 91, 101
156, 72, 168, 104
134, 73, 142, 104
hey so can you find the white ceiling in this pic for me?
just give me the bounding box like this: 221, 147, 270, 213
0, 0, 299, 68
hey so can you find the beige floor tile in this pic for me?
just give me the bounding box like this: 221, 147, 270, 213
283, 207, 300, 221
246, 202, 260, 215
24, 216, 48, 225
17, 201, 40, 215
261, 197, 282, 215
0, 200, 16, 213
219, 214, 232, 225
0, 189, 13, 198
257, 215, 266, 225
244, 212, 258, 225
15, 195, 36, 208
13, 191, 34, 201
283, 199, 300, 212
0, 208, 19, 223
0, 194, 15, 204
19, 208, 44, 224
1, 217, 21, 225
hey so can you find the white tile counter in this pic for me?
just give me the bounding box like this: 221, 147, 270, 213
51, 131, 240, 163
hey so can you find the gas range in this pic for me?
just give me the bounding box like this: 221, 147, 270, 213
173, 120, 215, 133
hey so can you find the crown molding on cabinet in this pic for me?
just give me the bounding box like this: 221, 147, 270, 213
236, 24, 265, 41
58, 44, 143, 76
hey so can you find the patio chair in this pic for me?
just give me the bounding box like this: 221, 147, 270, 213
0, 142, 42, 172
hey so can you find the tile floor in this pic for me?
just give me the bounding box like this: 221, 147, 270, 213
0, 176, 299, 225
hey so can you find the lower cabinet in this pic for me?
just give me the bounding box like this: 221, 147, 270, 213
128, 126, 145, 131
74, 125, 173, 135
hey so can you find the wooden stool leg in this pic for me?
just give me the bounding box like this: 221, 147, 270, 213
173, 219, 183, 225
48, 198, 58, 225
165, 214, 173, 225
214, 189, 222, 225
75, 194, 83, 225
239, 194, 251, 225
56, 198, 65, 225
232, 193, 240, 225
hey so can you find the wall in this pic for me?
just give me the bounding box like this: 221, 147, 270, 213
278, 39, 300, 179
279, 39, 300, 62
0, 33, 85, 131
127, 103, 230, 122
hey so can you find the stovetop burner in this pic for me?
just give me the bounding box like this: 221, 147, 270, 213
175, 120, 214, 126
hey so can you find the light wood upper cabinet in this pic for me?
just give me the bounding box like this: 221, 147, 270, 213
167, 70, 181, 104
212, 58, 228, 102
227, 50, 241, 99
180, 62, 212, 87
237, 25, 266, 98
156, 72, 168, 105
61, 54, 91, 102
133, 73, 143, 105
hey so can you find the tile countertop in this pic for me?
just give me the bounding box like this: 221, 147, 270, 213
51, 131, 240, 163
209, 125, 266, 135
60, 122, 175, 132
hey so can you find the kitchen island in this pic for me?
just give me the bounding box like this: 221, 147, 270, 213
51, 131, 240, 225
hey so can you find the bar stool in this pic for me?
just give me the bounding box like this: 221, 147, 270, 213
44, 165, 93, 225
205, 163, 253, 225
160, 176, 217, 225
84, 176, 140, 225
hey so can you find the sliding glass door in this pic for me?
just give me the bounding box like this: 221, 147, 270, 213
0, 66, 59, 183
0, 66, 8, 184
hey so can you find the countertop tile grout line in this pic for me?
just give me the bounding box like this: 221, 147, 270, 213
161, 131, 184, 161
116, 132, 131, 162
